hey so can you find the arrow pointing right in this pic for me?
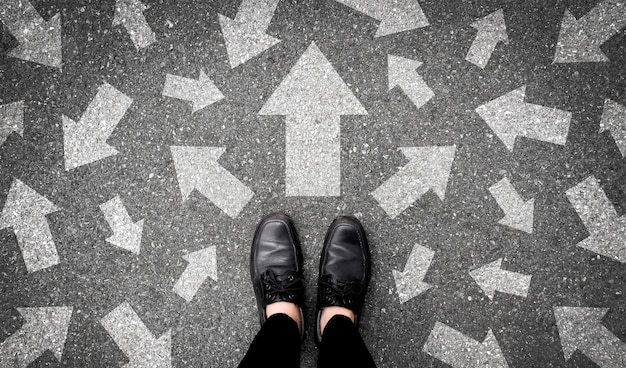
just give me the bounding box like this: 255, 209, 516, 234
334, 0, 429, 37
489, 177, 534, 234
388, 54, 434, 110
162, 71, 224, 113
600, 99, 626, 157
469, 258, 532, 300
465, 9, 509, 69
173, 246, 218, 302
0, 101, 24, 145
392, 244, 434, 304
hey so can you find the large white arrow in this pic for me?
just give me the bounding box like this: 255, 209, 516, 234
554, 1, 626, 63
335, 0, 429, 37
476, 85, 572, 150
423, 322, 509, 368
0, 100, 24, 145
388, 54, 433, 110
465, 9, 508, 69
100, 196, 143, 254
173, 246, 218, 302
101, 302, 171, 368
0, 179, 60, 273
218, 0, 281, 68
113, 0, 156, 50
600, 99, 626, 157
259, 42, 367, 196
162, 71, 224, 113
371, 146, 456, 219
63, 82, 132, 170
0, 306, 72, 368
469, 258, 531, 300
554, 307, 626, 367
489, 177, 534, 234
170, 146, 254, 218
0, 0, 62, 68
566, 175, 626, 262
392, 244, 434, 304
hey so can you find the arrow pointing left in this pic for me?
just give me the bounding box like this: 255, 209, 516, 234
100, 196, 143, 254
388, 54, 434, 110
0, 0, 62, 69
113, 0, 156, 50
0, 179, 60, 273
0, 306, 72, 368
162, 71, 224, 113
489, 177, 534, 234
0, 101, 24, 145
173, 246, 218, 302
392, 244, 434, 304
470, 258, 532, 300
465, 10, 508, 69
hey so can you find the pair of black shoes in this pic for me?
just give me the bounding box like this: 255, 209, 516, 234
250, 213, 371, 344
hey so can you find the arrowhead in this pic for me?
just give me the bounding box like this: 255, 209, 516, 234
471, 9, 508, 43
63, 115, 119, 171
476, 86, 527, 150
480, 329, 510, 367
124, 331, 171, 368
0, 179, 59, 228
553, 10, 609, 63
218, 13, 280, 68
400, 146, 456, 201
8, 13, 62, 69
170, 146, 224, 200
375, 0, 429, 37
387, 54, 423, 90
183, 246, 218, 282
0, 100, 24, 145
554, 306, 608, 359
470, 258, 503, 299
17, 306, 73, 361
392, 269, 432, 304
192, 71, 225, 112
106, 219, 143, 254
259, 42, 367, 117
498, 198, 534, 234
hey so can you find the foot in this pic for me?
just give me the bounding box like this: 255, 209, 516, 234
315, 216, 371, 344
250, 213, 305, 336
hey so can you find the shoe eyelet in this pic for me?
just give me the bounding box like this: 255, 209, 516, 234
288, 275, 294, 281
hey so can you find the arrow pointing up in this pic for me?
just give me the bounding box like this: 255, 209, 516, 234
392, 244, 434, 303
600, 99, 626, 157
476, 85, 572, 150
0, 179, 60, 273
162, 71, 224, 112
554, 1, 626, 63
0, 101, 24, 145
63, 82, 132, 170
470, 258, 532, 299
99, 196, 143, 254
489, 177, 534, 234
101, 302, 171, 368
0, 306, 72, 368
554, 306, 626, 367
388, 55, 434, 109
566, 175, 626, 263
170, 146, 254, 218
423, 322, 509, 368
173, 246, 218, 302
0, 0, 62, 68
335, 0, 429, 37
218, 0, 281, 68
259, 42, 367, 196
113, 0, 156, 50
466, 9, 509, 69
371, 146, 456, 219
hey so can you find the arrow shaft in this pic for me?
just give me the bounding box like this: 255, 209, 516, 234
14, 218, 58, 273
122, 14, 154, 49
583, 0, 626, 43
101, 303, 155, 360
163, 74, 200, 102
173, 263, 207, 302
0, 0, 45, 39
371, 161, 431, 218
335, 0, 388, 20
423, 323, 484, 367
195, 157, 254, 217
81, 83, 132, 139
399, 75, 434, 109
582, 325, 626, 367
100, 196, 132, 229
466, 31, 500, 68
0, 328, 45, 368
567, 176, 617, 231
495, 270, 531, 297
490, 178, 525, 214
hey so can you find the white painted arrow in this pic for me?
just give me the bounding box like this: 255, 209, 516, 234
0, 179, 60, 273
162, 71, 224, 113
99, 196, 143, 254
600, 99, 626, 157
466, 9, 508, 69
218, 0, 281, 68
259, 42, 367, 196
388, 55, 433, 110
173, 246, 217, 302
335, 0, 429, 37
170, 146, 254, 218
489, 177, 534, 234
113, 0, 156, 50
554, 307, 626, 367
423, 322, 509, 368
0, 306, 72, 368
392, 244, 434, 304
63, 82, 132, 170
469, 258, 531, 299
371, 146, 456, 219
554, 1, 626, 63
0, 0, 62, 68
476, 85, 572, 150
101, 302, 171, 368
0, 101, 24, 145
566, 175, 626, 263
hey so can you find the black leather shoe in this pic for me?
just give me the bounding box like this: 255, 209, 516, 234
315, 216, 371, 344
250, 213, 304, 334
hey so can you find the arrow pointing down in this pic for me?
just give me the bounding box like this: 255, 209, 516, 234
489, 177, 534, 234
100, 196, 144, 254
392, 243, 434, 303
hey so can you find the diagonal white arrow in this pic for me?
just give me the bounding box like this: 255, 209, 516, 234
173, 246, 218, 302
465, 9, 508, 69
392, 244, 434, 304
162, 71, 224, 113
0, 179, 60, 273
476, 85, 572, 150
371, 146, 456, 219
113, 0, 156, 50
99, 196, 143, 254
600, 99, 626, 157
489, 177, 534, 234
469, 258, 532, 299
388, 54, 434, 110
0, 0, 62, 68
335, 0, 429, 37
0, 100, 24, 145
566, 175, 626, 263
63, 82, 132, 170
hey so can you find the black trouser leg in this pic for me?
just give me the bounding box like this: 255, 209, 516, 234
238, 313, 301, 368
317, 315, 377, 368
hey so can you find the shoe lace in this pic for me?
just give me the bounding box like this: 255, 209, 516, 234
261, 270, 303, 301
319, 275, 366, 306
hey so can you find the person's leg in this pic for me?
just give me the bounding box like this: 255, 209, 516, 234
317, 315, 376, 368
238, 313, 301, 368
